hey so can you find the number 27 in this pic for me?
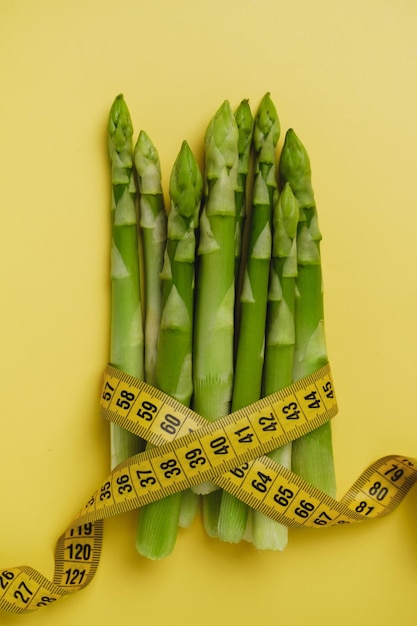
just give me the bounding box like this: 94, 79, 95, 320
14, 581, 34, 605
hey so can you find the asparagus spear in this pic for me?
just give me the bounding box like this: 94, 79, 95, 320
133, 131, 167, 386
192, 101, 239, 523
178, 488, 200, 529
252, 182, 299, 550
279, 129, 336, 497
217, 93, 279, 543
193, 101, 239, 422
136, 140, 203, 559
107, 94, 145, 469
234, 99, 254, 284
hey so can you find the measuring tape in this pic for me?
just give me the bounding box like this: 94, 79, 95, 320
1, 363, 417, 614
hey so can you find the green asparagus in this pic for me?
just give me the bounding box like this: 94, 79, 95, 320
192, 101, 239, 534
279, 128, 336, 497
107, 94, 336, 554
234, 99, 254, 285
133, 131, 167, 386
217, 93, 279, 543
107, 94, 145, 469
252, 181, 299, 550
193, 100, 239, 419
136, 140, 203, 559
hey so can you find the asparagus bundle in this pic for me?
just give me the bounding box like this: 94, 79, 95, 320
136, 141, 203, 559
107, 94, 145, 468
106, 94, 336, 557
218, 93, 280, 543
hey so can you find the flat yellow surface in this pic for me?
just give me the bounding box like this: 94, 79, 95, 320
1, 0, 417, 624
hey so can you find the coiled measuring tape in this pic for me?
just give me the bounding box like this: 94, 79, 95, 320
1, 362, 417, 614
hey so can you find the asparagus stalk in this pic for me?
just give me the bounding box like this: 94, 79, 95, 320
252, 182, 299, 550
133, 131, 167, 386
178, 488, 200, 529
217, 93, 279, 543
107, 94, 145, 469
279, 129, 336, 496
192, 101, 239, 518
136, 140, 203, 559
234, 99, 254, 284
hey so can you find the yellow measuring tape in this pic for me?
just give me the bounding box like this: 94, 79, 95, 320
1, 363, 417, 614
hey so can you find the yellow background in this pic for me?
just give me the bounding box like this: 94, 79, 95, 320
1, 0, 417, 624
